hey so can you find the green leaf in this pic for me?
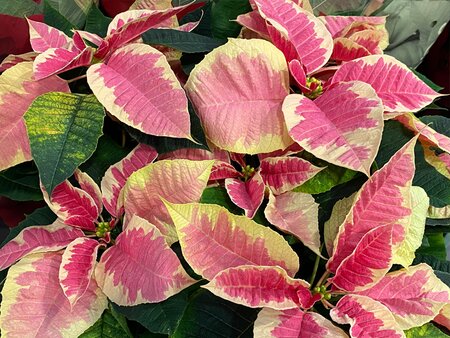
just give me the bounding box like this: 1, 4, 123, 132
113, 286, 192, 335
294, 164, 357, 194
421, 116, 450, 137
0, 162, 42, 201
182, 2, 213, 38
24, 92, 105, 194
416, 233, 447, 261
0, 206, 57, 249
380, 0, 450, 67
126, 101, 208, 154
375, 120, 450, 207
45, 0, 92, 28
79, 135, 129, 185
405, 323, 448, 337
43, 0, 75, 36
211, 0, 252, 39
200, 186, 243, 215
0, 0, 42, 17
79, 306, 133, 338
142, 29, 225, 53
314, 175, 366, 227
84, 4, 112, 37
375, 120, 412, 167
414, 144, 450, 208
172, 289, 258, 338
412, 69, 445, 92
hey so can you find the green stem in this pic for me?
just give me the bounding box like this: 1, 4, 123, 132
316, 271, 330, 288
309, 253, 321, 286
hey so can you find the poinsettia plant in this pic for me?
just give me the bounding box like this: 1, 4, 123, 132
1, 0, 450, 337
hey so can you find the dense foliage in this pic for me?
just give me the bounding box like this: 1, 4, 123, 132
0, 0, 449, 337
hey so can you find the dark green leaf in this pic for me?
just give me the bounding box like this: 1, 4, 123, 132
44, 0, 75, 36
79, 135, 129, 185
416, 233, 447, 261
294, 164, 357, 194
79, 306, 133, 338
126, 101, 208, 154
0, 206, 56, 249
113, 286, 192, 335
0, 162, 42, 201
422, 103, 448, 112
421, 116, 450, 137
25, 92, 105, 194
0, 0, 42, 17
85, 4, 112, 37
182, 2, 213, 37
45, 0, 90, 28
200, 186, 242, 215
376, 120, 450, 207
173, 0, 205, 6
405, 323, 448, 337
411, 70, 445, 92
143, 29, 225, 53
172, 289, 258, 338
314, 175, 366, 227
211, 0, 252, 39
414, 143, 450, 208
375, 120, 412, 167
427, 218, 450, 227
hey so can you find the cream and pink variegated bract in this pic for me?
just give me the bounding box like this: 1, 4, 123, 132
0, 159, 216, 336
123, 159, 214, 244
283, 80, 384, 175
95, 215, 196, 306
27, 3, 201, 141
165, 202, 300, 279
0, 251, 107, 338
254, 308, 348, 338
203, 265, 318, 310
185, 38, 293, 155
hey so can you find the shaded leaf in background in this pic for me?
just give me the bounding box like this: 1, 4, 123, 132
43, 0, 75, 36
79, 306, 132, 338
25, 92, 105, 194
84, 3, 112, 38
79, 135, 129, 185
0, 162, 42, 201
313, 174, 366, 228
113, 285, 193, 335
46, 0, 91, 29
405, 322, 448, 337
200, 186, 243, 216
0, 0, 42, 17
181, 1, 213, 38
310, 0, 369, 15
379, 0, 450, 68
143, 29, 225, 53
376, 120, 450, 208
417, 233, 447, 261
171, 289, 258, 338
211, 0, 252, 39
0, 206, 56, 249
294, 163, 357, 195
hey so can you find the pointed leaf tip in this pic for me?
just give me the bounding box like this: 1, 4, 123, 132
166, 202, 300, 280
87, 43, 191, 139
